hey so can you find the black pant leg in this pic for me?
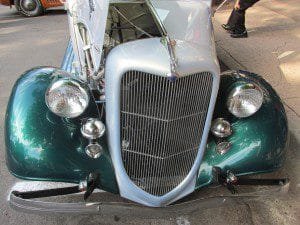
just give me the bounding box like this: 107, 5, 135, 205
227, 9, 237, 27
227, 9, 245, 31
239, 0, 260, 11
234, 9, 246, 32
227, 0, 260, 32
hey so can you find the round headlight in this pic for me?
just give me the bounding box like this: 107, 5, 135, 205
45, 78, 90, 118
227, 83, 263, 118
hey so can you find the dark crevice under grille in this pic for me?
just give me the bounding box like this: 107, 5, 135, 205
120, 71, 213, 196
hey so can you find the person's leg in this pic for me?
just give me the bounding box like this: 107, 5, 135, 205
222, 0, 259, 32
223, 5, 246, 32
236, 0, 259, 31
227, 9, 237, 27
222, 9, 237, 31
230, 0, 260, 38
233, 9, 246, 33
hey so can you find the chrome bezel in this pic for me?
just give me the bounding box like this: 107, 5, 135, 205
45, 77, 90, 118
226, 82, 264, 118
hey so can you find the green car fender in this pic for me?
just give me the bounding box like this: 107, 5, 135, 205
5, 68, 288, 193
196, 70, 288, 188
5, 67, 119, 194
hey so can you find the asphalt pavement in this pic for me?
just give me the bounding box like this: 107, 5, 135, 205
0, 4, 299, 225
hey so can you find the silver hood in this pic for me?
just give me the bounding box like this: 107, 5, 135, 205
66, 0, 218, 79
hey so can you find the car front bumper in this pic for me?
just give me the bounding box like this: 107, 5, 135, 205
9, 177, 289, 217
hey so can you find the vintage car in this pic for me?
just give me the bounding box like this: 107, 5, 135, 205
5, 0, 289, 213
0, 0, 63, 17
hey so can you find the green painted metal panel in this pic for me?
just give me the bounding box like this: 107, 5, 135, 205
196, 71, 288, 188
5, 67, 119, 194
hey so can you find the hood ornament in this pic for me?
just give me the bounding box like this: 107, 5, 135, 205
146, 0, 179, 82
165, 36, 179, 82
161, 36, 179, 81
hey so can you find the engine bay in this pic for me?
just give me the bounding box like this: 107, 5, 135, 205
104, 3, 161, 53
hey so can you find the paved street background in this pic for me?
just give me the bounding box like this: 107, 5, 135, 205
0, 1, 299, 224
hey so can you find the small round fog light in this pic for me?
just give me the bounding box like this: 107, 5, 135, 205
216, 141, 232, 155
211, 118, 232, 138
81, 118, 105, 139
85, 143, 103, 159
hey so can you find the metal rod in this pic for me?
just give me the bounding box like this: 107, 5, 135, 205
215, 0, 231, 12
236, 178, 289, 186
122, 12, 147, 26
112, 6, 153, 38
12, 186, 81, 199
213, 0, 233, 16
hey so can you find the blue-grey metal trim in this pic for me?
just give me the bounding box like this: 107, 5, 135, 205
61, 41, 75, 73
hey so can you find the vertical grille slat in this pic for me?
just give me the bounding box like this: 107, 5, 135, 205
120, 71, 213, 196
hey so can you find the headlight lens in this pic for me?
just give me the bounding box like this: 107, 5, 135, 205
227, 83, 263, 118
45, 78, 90, 118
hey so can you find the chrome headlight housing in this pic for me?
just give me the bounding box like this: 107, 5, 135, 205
227, 83, 264, 118
81, 118, 105, 139
45, 78, 90, 118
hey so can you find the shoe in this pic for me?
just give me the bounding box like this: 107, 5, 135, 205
222, 24, 234, 32
230, 30, 248, 38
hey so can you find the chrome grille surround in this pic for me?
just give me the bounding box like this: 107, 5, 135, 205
105, 37, 220, 207
120, 71, 213, 196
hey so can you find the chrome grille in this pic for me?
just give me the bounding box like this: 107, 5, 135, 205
120, 71, 213, 196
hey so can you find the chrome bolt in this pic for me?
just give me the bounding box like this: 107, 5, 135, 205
85, 143, 103, 159
216, 141, 232, 155
79, 180, 87, 191
226, 171, 238, 184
